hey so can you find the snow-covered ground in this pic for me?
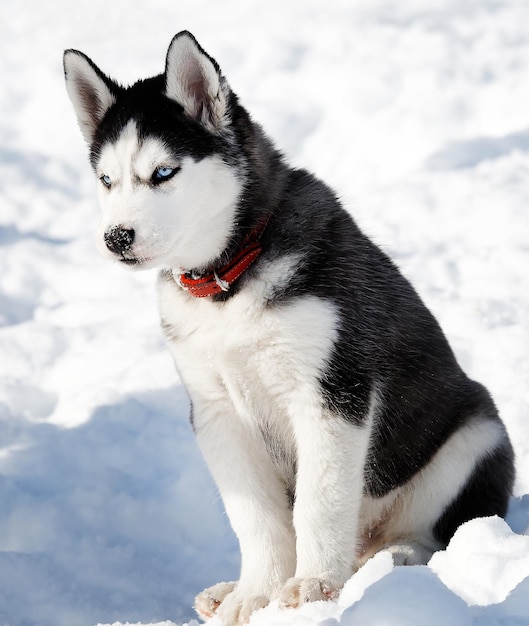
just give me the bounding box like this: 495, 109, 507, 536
1, 1, 528, 625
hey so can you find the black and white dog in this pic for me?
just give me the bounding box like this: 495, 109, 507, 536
64, 31, 515, 625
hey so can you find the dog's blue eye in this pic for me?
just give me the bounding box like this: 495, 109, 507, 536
152, 166, 177, 184
100, 174, 112, 188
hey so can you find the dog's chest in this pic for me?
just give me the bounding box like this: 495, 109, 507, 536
157, 273, 338, 437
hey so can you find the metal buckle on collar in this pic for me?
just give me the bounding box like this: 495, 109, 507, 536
213, 270, 230, 292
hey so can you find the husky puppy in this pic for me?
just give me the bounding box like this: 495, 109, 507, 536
64, 31, 515, 625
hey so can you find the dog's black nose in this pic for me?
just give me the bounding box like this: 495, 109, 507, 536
104, 226, 135, 255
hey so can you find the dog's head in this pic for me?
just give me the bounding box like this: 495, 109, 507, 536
64, 31, 245, 272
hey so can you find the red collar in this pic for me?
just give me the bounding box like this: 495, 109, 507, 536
176, 218, 268, 298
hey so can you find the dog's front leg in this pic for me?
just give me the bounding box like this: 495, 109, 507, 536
280, 409, 371, 608
192, 397, 296, 625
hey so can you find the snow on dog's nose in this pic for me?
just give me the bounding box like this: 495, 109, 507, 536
104, 226, 135, 255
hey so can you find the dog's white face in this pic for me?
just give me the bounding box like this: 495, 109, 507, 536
94, 120, 241, 271
64, 32, 242, 273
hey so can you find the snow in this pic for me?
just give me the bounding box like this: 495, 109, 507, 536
0, 1, 528, 625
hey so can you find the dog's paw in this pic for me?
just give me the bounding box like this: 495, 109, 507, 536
216, 590, 269, 625
194, 581, 236, 619
383, 541, 434, 566
279, 577, 339, 609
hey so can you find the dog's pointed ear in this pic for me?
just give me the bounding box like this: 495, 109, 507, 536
63, 50, 118, 144
164, 31, 231, 133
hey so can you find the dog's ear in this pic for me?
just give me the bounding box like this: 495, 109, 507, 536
164, 31, 231, 133
63, 50, 118, 144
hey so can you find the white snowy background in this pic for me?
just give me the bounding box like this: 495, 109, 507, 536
1, 1, 528, 625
